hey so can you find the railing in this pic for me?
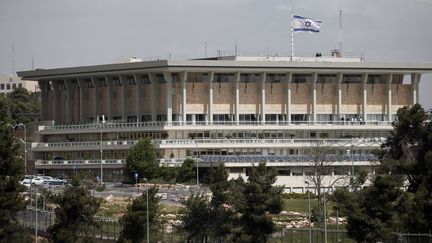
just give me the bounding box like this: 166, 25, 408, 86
35, 159, 125, 166
40, 120, 393, 131
32, 138, 386, 150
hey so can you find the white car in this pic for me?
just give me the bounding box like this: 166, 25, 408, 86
19, 175, 34, 187
31, 176, 45, 186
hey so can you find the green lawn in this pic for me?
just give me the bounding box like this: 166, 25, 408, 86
283, 198, 318, 213
283, 198, 337, 215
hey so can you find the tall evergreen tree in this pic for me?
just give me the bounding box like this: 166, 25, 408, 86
0, 128, 31, 242
124, 138, 159, 181
176, 158, 196, 183
48, 177, 101, 242
180, 193, 212, 243
233, 163, 283, 243
208, 164, 235, 240
119, 186, 161, 243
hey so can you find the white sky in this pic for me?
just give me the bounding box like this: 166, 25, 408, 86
0, 0, 431, 109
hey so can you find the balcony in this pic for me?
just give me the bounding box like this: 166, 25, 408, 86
38, 120, 393, 134
35, 159, 125, 169
31, 137, 386, 152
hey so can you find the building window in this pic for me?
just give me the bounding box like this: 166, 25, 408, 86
6, 84, 10, 90
293, 74, 309, 83
215, 73, 232, 83
317, 74, 337, 83
343, 74, 362, 83
267, 74, 285, 83
0, 84, 4, 90
18, 83, 22, 88
240, 74, 258, 83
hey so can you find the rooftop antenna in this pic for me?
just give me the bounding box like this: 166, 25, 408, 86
339, 10, 343, 55
235, 39, 238, 57
204, 40, 207, 58
32, 56, 34, 70
12, 44, 15, 74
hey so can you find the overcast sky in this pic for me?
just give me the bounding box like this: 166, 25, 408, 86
1, 0, 431, 109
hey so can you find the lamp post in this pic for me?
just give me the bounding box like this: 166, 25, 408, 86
143, 178, 149, 243
35, 190, 38, 242
305, 181, 312, 243
7, 123, 27, 174
99, 123, 103, 184
323, 189, 328, 243
195, 140, 199, 189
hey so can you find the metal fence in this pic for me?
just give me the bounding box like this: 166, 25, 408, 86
16, 210, 432, 243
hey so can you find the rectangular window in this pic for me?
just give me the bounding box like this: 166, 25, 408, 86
0, 84, 4, 90
293, 74, 309, 83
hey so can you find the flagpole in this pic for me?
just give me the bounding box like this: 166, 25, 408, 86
291, 14, 294, 61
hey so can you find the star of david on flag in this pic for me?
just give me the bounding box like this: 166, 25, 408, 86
293, 15, 322, 33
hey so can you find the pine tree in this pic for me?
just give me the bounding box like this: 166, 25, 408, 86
119, 186, 161, 243
48, 177, 101, 242
0, 128, 31, 242
233, 163, 283, 243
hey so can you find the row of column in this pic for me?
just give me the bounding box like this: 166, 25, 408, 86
40, 72, 421, 124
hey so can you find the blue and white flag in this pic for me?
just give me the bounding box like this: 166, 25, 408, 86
293, 15, 322, 33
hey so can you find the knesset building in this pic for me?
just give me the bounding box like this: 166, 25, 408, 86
18, 55, 432, 192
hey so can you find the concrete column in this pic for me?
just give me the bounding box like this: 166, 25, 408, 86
38, 81, 48, 120
286, 73, 292, 123
77, 78, 85, 122
119, 75, 128, 121
163, 72, 173, 124
180, 72, 188, 124
192, 114, 196, 125
362, 73, 368, 122
411, 73, 421, 105
64, 79, 73, 123
261, 72, 267, 124
149, 73, 158, 122
52, 80, 61, 124
312, 72, 318, 122
387, 73, 393, 121
106, 76, 113, 121
234, 72, 240, 125
134, 74, 141, 122
337, 73, 343, 118
90, 77, 99, 122
207, 71, 214, 124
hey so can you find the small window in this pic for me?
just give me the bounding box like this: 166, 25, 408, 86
18, 83, 22, 88
6, 84, 10, 90
0, 84, 4, 90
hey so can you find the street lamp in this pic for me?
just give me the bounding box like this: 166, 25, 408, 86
7, 123, 27, 174
99, 123, 103, 184
323, 189, 328, 243
305, 180, 312, 243
195, 139, 199, 189
143, 178, 149, 243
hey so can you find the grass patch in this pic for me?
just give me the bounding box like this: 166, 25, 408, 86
283, 198, 318, 213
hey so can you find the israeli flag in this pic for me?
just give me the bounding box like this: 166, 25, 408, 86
293, 15, 322, 33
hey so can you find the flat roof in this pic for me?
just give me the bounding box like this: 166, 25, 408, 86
17, 58, 432, 80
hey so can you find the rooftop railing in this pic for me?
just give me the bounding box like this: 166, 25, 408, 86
40, 120, 393, 131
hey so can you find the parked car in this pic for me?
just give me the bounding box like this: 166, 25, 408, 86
43, 178, 66, 187
31, 176, 45, 186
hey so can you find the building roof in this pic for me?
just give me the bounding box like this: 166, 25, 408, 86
17, 57, 432, 80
